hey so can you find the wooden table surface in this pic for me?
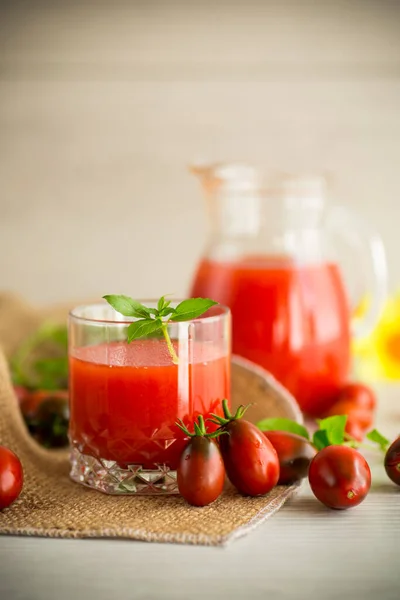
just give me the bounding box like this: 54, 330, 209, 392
1, 384, 399, 600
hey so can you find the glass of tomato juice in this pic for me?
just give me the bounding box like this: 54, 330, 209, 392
68, 301, 231, 495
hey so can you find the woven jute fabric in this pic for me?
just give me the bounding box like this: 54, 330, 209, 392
0, 293, 300, 546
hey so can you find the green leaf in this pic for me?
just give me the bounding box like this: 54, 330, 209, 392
103, 295, 150, 319
127, 319, 162, 342
10, 322, 69, 390
170, 298, 218, 322
316, 414, 348, 446
159, 306, 175, 318
256, 417, 310, 440
366, 429, 390, 452
157, 296, 171, 312
47, 325, 68, 348
313, 429, 331, 451
34, 357, 68, 390
157, 295, 174, 316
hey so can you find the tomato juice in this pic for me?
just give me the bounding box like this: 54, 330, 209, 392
191, 256, 350, 415
69, 339, 230, 470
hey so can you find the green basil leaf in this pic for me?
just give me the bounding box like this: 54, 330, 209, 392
159, 306, 175, 318
256, 417, 309, 440
127, 319, 162, 342
366, 429, 390, 452
170, 298, 218, 322
103, 295, 150, 319
157, 296, 165, 312
312, 429, 331, 450
316, 414, 348, 446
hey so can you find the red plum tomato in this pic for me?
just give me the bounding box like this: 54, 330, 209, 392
384, 436, 400, 486
263, 431, 317, 485
219, 420, 280, 496
0, 446, 23, 510
177, 437, 225, 507
308, 445, 371, 510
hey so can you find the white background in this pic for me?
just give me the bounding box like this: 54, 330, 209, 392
1, 0, 399, 306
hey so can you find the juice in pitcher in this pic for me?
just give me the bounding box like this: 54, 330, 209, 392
192, 256, 350, 415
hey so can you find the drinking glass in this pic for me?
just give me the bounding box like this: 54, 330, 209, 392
68, 301, 231, 495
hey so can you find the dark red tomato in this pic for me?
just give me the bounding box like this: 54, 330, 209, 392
19, 390, 70, 448
0, 446, 24, 510
263, 431, 317, 485
34, 397, 70, 448
19, 389, 68, 420
384, 436, 400, 486
177, 437, 225, 506
218, 420, 280, 496
308, 445, 371, 510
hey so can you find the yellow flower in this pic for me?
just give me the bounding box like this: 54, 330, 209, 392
352, 291, 400, 381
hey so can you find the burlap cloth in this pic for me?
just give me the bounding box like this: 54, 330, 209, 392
0, 293, 302, 546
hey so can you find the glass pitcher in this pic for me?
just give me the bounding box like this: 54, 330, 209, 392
189, 163, 387, 416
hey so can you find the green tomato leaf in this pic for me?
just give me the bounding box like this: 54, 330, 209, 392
312, 429, 331, 450
103, 295, 150, 319
366, 428, 390, 452
127, 319, 162, 342
256, 417, 310, 440
170, 298, 218, 322
316, 414, 348, 446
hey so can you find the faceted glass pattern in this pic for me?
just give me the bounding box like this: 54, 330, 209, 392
70, 448, 179, 495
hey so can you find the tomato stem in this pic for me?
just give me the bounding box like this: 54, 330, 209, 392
222, 398, 232, 420
343, 433, 385, 454
209, 399, 251, 427
176, 415, 226, 439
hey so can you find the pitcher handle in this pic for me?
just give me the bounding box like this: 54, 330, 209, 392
326, 205, 388, 340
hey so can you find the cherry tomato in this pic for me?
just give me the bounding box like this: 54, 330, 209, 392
324, 383, 376, 442
344, 409, 374, 441
308, 445, 371, 509
335, 382, 377, 411
343, 417, 365, 443
0, 446, 24, 510
177, 437, 225, 506
218, 419, 280, 496
263, 431, 317, 485
384, 436, 400, 486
